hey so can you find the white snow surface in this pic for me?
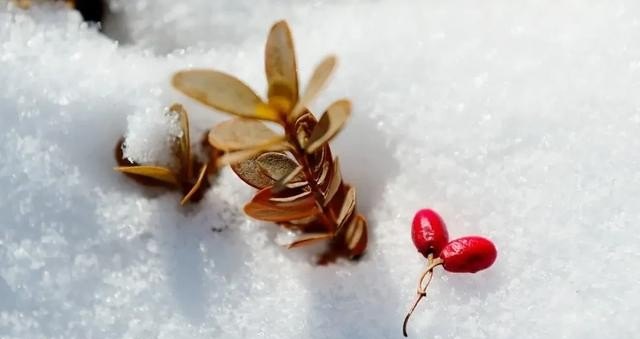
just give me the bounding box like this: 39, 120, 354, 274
2, 1, 640, 338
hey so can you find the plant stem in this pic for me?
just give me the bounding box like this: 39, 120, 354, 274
402, 256, 443, 337
284, 119, 338, 232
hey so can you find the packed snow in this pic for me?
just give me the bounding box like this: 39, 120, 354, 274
2, 1, 640, 338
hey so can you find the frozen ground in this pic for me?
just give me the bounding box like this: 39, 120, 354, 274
2, 0, 640, 338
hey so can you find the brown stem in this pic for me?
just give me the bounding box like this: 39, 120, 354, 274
402, 256, 443, 337
284, 119, 337, 232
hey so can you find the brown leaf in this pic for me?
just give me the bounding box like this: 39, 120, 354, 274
323, 158, 342, 205
216, 140, 291, 167
265, 20, 298, 106
271, 165, 305, 193
208, 118, 283, 151
170, 103, 192, 180
304, 99, 351, 153
256, 152, 304, 182
172, 70, 278, 121
244, 187, 318, 222
114, 166, 179, 186
231, 158, 276, 189
287, 233, 334, 249
180, 163, 208, 205
315, 160, 331, 188
290, 56, 337, 120
343, 214, 368, 254
335, 186, 357, 230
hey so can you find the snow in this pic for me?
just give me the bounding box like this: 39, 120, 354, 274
2, 1, 640, 338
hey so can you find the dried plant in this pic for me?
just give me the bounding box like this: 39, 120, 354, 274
114, 104, 219, 205
171, 20, 368, 264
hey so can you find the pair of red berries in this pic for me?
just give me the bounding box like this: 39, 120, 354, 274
402, 209, 497, 337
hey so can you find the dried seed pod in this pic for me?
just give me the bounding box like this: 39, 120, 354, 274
172, 20, 367, 263
114, 104, 220, 205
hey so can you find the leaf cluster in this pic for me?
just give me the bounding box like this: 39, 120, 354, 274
114, 104, 219, 205
172, 21, 368, 263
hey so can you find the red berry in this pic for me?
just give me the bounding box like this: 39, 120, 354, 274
411, 209, 449, 258
440, 236, 497, 273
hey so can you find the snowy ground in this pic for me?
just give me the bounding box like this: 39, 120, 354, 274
2, 1, 640, 338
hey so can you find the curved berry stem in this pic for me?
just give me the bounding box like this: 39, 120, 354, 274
402, 255, 443, 337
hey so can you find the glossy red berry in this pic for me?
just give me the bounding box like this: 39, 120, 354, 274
440, 236, 497, 273
411, 209, 449, 258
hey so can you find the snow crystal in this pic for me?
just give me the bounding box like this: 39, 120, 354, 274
2, 1, 640, 339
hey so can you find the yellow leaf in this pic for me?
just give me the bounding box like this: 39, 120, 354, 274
114, 166, 179, 186
265, 20, 299, 105
208, 118, 282, 151
172, 70, 278, 121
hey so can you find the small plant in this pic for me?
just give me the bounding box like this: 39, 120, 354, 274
114, 104, 218, 205
402, 209, 497, 337
171, 20, 367, 264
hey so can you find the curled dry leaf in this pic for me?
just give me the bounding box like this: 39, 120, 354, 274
114, 104, 219, 204
305, 99, 351, 154
172, 20, 368, 264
